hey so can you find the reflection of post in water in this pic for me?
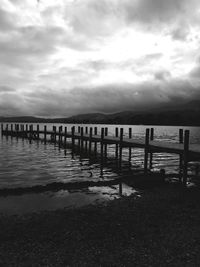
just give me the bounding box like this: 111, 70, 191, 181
119, 181, 122, 196
100, 151, 104, 178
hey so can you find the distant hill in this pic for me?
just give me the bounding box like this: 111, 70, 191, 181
1, 100, 200, 126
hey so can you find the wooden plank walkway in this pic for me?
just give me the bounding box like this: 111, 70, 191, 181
1, 123, 200, 186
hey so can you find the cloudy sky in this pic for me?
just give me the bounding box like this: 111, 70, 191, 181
1, 0, 200, 117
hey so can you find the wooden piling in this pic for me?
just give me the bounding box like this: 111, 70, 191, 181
149, 128, 154, 169
64, 127, 67, 147
81, 127, 84, 151
44, 125, 47, 143
11, 124, 13, 135
37, 124, 40, 139
94, 127, 97, 155
128, 128, 132, 163
115, 127, 119, 160
78, 126, 81, 147
104, 127, 108, 160
179, 129, 183, 182
1, 124, 3, 136
59, 126, 62, 145
101, 128, 104, 162
144, 128, 150, 174
89, 127, 92, 155
85, 127, 88, 150
71, 126, 75, 147
53, 126, 57, 142
183, 130, 189, 187
119, 128, 123, 169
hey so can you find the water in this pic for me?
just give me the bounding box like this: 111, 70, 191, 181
1, 123, 200, 214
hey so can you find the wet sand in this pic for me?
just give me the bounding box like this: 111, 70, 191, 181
0, 182, 200, 266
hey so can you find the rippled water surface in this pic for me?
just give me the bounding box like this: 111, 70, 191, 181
0, 123, 200, 214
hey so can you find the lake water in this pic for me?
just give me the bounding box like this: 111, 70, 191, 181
1, 123, 200, 214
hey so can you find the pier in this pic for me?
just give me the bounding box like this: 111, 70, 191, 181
1, 123, 200, 187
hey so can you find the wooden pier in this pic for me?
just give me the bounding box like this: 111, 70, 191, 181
1, 123, 200, 186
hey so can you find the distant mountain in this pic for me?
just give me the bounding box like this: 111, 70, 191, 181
1, 100, 200, 126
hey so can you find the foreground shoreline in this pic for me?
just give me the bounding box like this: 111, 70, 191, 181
0, 183, 200, 266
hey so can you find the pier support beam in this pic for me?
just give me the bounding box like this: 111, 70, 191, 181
179, 129, 183, 183
129, 128, 132, 164
115, 127, 119, 160
144, 128, 150, 174
44, 125, 47, 143
119, 128, 123, 170
183, 130, 189, 187
149, 128, 154, 169
94, 127, 97, 156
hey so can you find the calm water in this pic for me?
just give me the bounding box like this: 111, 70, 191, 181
0, 123, 200, 214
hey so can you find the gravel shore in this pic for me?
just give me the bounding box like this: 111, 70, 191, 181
0, 183, 200, 266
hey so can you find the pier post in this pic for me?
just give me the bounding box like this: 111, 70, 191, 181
115, 127, 119, 160
85, 127, 88, 150
44, 125, 47, 143
71, 126, 75, 147
101, 128, 105, 163
25, 124, 28, 134
37, 124, 39, 139
78, 126, 81, 148
104, 127, 108, 160
59, 126, 62, 145
21, 124, 24, 139
1, 124, 3, 136
129, 128, 132, 163
179, 129, 183, 182
94, 127, 97, 155
144, 128, 150, 174
64, 127, 67, 147
183, 130, 189, 187
89, 127, 93, 155
53, 126, 57, 142
149, 128, 154, 169
81, 127, 84, 151
29, 125, 32, 142
11, 124, 13, 136
119, 128, 123, 170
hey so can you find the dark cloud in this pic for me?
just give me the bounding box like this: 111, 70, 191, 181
0, 8, 14, 32
19, 79, 200, 117
123, 0, 196, 26
0, 86, 16, 93
154, 70, 171, 81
